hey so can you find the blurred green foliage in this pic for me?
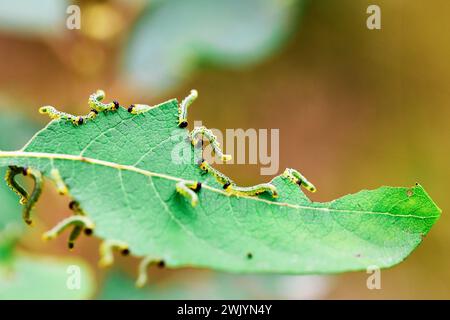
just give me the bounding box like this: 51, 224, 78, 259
125, 0, 305, 91
0, 254, 94, 300
0, 0, 69, 36
99, 271, 328, 300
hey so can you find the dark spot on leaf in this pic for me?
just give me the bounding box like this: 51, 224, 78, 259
247, 253, 253, 259
179, 121, 188, 128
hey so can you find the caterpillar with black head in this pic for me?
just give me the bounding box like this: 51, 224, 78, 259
178, 89, 198, 128
88, 89, 120, 112
39, 106, 86, 125
197, 159, 277, 198
176, 180, 202, 207
4, 167, 44, 225
283, 168, 316, 193
198, 159, 234, 188
127, 104, 154, 115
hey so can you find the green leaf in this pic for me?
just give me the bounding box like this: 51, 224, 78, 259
0, 98, 441, 276
125, 0, 304, 91
0, 253, 95, 300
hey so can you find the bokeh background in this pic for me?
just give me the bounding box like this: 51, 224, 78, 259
0, 0, 449, 299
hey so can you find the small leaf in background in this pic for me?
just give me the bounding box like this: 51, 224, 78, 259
0, 254, 95, 300
0, 96, 441, 276
100, 271, 331, 300
124, 0, 305, 91
0, 0, 68, 36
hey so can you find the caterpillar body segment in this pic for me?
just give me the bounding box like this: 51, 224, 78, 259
283, 168, 317, 193
42, 215, 95, 241
39, 106, 85, 125
68, 226, 83, 250
196, 160, 278, 198
190, 126, 232, 162
99, 240, 130, 268
127, 104, 154, 115
5, 166, 28, 205
198, 159, 234, 188
176, 180, 202, 207
50, 168, 68, 196
88, 89, 119, 112
225, 183, 278, 198
136, 257, 166, 287
22, 168, 43, 226
178, 89, 198, 128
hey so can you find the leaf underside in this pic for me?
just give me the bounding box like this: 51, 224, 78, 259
0, 99, 441, 274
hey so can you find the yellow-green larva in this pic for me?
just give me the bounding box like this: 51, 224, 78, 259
42, 215, 95, 245
88, 89, 119, 113
176, 180, 202, 207
99, 239, 130, 268
198, 159, 234, 188
191, 126, 232, 162
5, 166, 43, 225
127, 104, 154, 115
178, 89, 198, 128
39, 106, 85, 125
226, 183, 278, 198
50, 168, 68, 196
283, 168, 317, 193
5, 166, 28, 205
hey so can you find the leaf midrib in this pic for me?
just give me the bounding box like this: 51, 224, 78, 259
0, 151, 438, 220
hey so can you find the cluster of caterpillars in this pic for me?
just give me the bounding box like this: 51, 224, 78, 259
4, 89, 317, 287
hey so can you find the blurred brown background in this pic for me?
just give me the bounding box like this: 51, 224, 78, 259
0, 0, 448, 299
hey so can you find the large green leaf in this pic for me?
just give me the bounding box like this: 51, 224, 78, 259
0, 99, 441, 275
125, 0, 304, 91
0, 253, 95, 300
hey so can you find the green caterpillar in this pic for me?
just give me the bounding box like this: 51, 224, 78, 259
283, 168, 317, 193
178, 89, 198, 128
127, 104, 154, 115
191, 126, 232, 162
4, 166, 43, 225
88, 89, 119, 112
39, 106, 87, 125
99, 239, 130, 268
198, 159, 234, 187
226, 183, 278, 198
176, 180, 202, 207
197, 159, 277, 198
40, 90, 119, 125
